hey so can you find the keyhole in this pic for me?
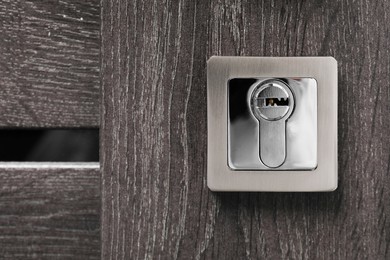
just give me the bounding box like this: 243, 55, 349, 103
264, 98, 289, 107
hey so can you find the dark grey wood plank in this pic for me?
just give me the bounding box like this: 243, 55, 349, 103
0, 166, 100, 259
101, 0, 390, 259
0, 0, 100, 127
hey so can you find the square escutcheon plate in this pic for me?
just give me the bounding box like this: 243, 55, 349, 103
207, 56, 338, 192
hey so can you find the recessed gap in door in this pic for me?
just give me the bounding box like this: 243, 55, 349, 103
0, 129, 99, 164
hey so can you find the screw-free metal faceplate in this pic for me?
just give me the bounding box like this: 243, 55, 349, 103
207, 56, 338, 192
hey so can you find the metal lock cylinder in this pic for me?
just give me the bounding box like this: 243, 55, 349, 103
250, 80, 294, 168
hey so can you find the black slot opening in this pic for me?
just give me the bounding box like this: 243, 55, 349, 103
0, 129, 99, 162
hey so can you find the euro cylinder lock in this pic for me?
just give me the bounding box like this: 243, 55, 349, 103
250, 80, 294, 168
227, 77, 317, 171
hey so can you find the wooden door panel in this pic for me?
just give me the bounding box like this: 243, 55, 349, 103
101, 0, 390, 259
0, 0, 101, 258
0, 167, 100, 259
0, 0, 100, 128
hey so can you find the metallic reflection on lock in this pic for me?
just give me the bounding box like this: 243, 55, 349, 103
228, 77, 317, 171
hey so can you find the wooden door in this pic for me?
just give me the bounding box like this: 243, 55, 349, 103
0, 1, 100, 258
100, 0, 389, 259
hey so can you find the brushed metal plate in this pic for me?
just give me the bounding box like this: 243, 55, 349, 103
207, 56, 338, 192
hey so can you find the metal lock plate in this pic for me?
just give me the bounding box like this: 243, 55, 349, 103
207, 56, 338, 192
228, 77, 317, 170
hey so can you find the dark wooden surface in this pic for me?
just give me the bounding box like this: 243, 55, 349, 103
0, 0, 100, 128
0, 167, 100, 259
0, 0, 101, 258
101, 0, 390, 259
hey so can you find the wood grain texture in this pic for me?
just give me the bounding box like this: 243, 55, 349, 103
0, 0, 100, 127
0, 166, 100, 259
101, 0, 390, 259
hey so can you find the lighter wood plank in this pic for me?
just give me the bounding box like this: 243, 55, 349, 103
0, 167, 100, 259
101, 0, 390, 259
0, 0, 100, 127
